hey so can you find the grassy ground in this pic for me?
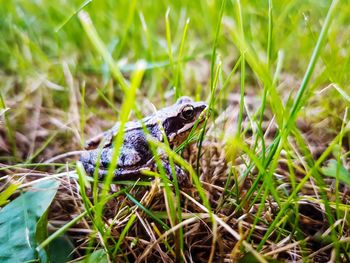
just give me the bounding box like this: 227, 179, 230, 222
1, 0, 350, 262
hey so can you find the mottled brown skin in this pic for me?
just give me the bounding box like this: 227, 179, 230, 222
80, 96, 207, 184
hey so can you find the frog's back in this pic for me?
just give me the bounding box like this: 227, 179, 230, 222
119, 128, 153, 167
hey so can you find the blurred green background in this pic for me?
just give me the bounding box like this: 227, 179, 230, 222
1, 0, 349, 93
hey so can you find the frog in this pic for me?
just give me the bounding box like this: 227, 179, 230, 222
80, 96, 208, 185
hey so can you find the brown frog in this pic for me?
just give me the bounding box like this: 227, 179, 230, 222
80, 96, 207, 185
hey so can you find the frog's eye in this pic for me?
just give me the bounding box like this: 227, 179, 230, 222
181, 105, 194, 120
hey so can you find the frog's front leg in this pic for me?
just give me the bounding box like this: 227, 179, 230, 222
154, 159, 191, 187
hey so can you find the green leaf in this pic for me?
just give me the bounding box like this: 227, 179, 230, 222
76, 249, 108, 263
321, 159, 350, 186
0, 179, 60, 263
36, 210, 49, 262
0, 183, 19, 206
47, 235, 74, 263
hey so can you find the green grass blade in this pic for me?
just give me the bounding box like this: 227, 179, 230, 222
55, 0, 92, 32
175, 18, 190, 98
78, 11, 129, 92
286, 0, 340, 129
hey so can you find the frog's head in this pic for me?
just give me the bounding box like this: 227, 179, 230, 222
161, 96, 208, 144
